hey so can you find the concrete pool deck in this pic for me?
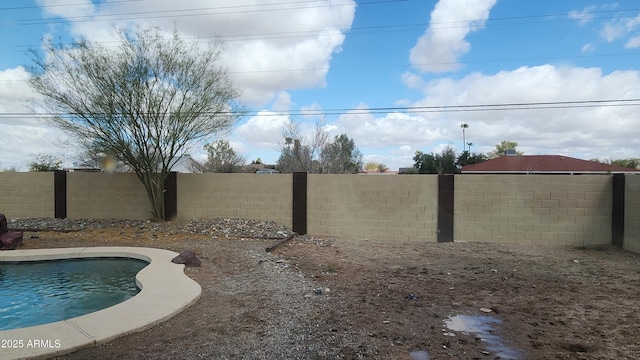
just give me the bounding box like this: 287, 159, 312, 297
0, 247, 202, 360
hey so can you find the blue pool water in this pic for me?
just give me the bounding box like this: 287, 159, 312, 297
0, 258, 148, 331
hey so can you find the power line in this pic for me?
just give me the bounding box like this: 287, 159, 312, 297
0, 0, 144, 12
7, 2, 640, 32
2, 4, 639, 71
2, 51, 638, 84
2, 99, 639, 119
16, 0, 402, 26
3, 3, 639, 54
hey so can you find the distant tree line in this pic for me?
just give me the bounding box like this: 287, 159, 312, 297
411, 140, 640, 174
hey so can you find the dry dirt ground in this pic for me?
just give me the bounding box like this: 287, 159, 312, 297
12, 223, 640, 360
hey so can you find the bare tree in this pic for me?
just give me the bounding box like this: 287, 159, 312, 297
277, 118, 328, 173
28, 26, 245, 221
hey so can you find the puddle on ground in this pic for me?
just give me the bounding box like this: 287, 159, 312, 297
445, 315, 522, 359
409, 350, 430, 360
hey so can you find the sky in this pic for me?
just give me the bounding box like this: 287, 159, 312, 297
1, 0, 640, 171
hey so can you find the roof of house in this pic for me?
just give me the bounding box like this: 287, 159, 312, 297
460, 155, 640, 174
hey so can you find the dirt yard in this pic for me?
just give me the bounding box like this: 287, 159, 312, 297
11, 220, 640, 359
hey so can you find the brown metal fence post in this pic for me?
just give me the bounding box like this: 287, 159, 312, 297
164, 172, 178, 221
292, 172, 307, 235
437, 174, 454, 243
612, 173, 625, 248
54, 170, 67, 219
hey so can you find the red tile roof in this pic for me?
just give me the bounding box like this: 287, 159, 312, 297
461, 155, 640, 174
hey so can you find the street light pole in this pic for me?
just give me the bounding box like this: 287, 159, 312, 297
460, 123, 468, 153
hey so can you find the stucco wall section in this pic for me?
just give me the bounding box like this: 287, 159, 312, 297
0, 172, 54, 218
624, 175, 640, 252
176, 173, 292, 227
307, 175, 438, 242
66, 173, 150, 220
454, 175, 612, 246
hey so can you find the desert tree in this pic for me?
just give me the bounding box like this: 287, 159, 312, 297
611, 158, 640, 169
487, 140, 522, 158
413, 146, 457, 174
187, 139, 246, 173
28, 153, 62, 172
320, 134, 363, 174
28, 26, 245, 221
456, 151, 487, 167
364, 161, 389, 173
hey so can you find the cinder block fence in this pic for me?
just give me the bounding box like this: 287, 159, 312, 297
0, 171, 638, 251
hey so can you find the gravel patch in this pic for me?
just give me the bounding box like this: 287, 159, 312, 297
8, 218, 294, 238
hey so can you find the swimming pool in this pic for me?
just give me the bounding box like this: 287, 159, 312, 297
0, 258, 148, 331
0, 247, 201, 360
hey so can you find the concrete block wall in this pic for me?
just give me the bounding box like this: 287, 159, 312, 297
624, 175, 640, 253
2, 172, 633, 250
307, 174, 438, 242
66, 172, 150, 219
176, 173, 292, 227
454, 175, 612, 246
0, 172, 54, 218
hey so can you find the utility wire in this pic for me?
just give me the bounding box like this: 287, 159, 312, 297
16, 0, 401, 26
2, 99, 639, 119
3, 5, 640, 72
0, 0, 144, 12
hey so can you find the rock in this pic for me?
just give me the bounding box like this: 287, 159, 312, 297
171, 250, 202, 267
479, 307, 492, 313
0, 214, 23, 250
313, 287, 323, 295
1, 231, 23, 250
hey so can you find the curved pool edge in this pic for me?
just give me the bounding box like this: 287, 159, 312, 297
0, 247, 202, 360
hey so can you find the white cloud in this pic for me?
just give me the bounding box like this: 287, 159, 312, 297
272, 92, 293, 112
0, 66, 74, 171
581, 43, 595, 53
568, 6, 597, 25
394, 65, 640, 160
334, 104, 447, 148
625, 36, 640, 48
36, 0, 95, 18
36, 0, 356, 107
601, 14, 640, 42
401, 71, 427, 90
324, 64, 640, 170
409, 0, 497, 73
0, 67, 35, 107
234, 110, 290, 149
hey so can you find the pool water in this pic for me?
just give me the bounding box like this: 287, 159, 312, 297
0, 258, 148, 331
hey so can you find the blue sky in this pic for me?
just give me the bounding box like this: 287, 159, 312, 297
1, 0, 640, 171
